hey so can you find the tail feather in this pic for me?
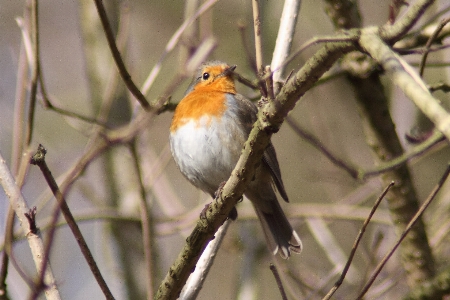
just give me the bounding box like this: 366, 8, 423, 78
253, 201, 302, 259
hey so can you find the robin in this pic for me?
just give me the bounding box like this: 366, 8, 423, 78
170, 60, 302, 258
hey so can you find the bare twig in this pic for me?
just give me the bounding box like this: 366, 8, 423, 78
322, 182, 394, 300
25, 0, 39, 145
286, 116, 359, 178
30, 145, 115, 300
0, 201, 393, 251
362, 130, 445, 178
141, 0, 218, 96
380, 0, 435, 43
232, 70, 259, 90
252, 0, 263, 74
11, 32, 29, 176
129, 143, 155, 298
93, 0, 150, 110
251, 0, 267, 97
289, 113, 444, 179
429, 82, 450, 93
271, 0, 301, 94
419, 17, 450, 76
360, 29, 450, 142
39, 91, 106, 126
0, 150, 61, 300
97, 1, 132, 124
156, 36, 217, 114
398, 3, 450, 45
270, 264, 288, 300
357, 165, 450, 300
271, 35, 358, 77
396, 43, 450, 55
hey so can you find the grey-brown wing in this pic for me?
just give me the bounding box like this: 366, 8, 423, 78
233, 93, 289, 202
263, 144, 289, 202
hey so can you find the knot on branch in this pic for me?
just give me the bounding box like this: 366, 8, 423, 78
257, 102, 282, 134
341, 51, 379, 78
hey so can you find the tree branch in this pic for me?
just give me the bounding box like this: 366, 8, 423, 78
93, 0, 150, 110
357, 165, 450, 299
30, 145, 115, 300
0, 150, 61, 300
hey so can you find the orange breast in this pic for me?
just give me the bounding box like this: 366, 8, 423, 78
170, 89, 228, 132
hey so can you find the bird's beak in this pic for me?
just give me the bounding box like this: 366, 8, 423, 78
220, 65, 236, 77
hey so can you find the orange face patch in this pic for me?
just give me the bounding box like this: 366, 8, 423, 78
170, 64, 237, 132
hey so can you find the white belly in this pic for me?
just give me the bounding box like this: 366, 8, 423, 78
170, 115, 246, 196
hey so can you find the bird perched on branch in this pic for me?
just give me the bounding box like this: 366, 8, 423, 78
170, 60, 302, 258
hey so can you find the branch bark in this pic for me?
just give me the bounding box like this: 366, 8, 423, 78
0, 151, 61, 300
325, 0, 437, 287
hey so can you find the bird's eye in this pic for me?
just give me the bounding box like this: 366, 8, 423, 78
202, 72, 210, 80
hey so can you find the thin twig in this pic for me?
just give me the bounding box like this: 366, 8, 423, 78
25, 0, 39, 146
270, 264, 288, 300
93, 0, 150, 110
429, 82, 450, 93
11, 28, 29, 176
360, 30, 450, 143
30, 145, 115, 300
419, 17, 450, 76
0, 150, 61, 300
271, 35, 358, 78
96, 1, 132, 124
288, 102, 444, 181
380, 0, 435, 43
140, 0, 218, 96
0, 201, 393, 251
251, 0, 267, 97
396, 43, 450, 55
39, 90, 107, 126
252, 0, 263, 74
357, 165, 450, 299
322, 182, 394, 300
129, 143, 154, 298
286, 116, 359, 178
233, 72, 259, 90
401, 4, 450, 43
156, 37, 217, 114
362, 130, 445, 178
